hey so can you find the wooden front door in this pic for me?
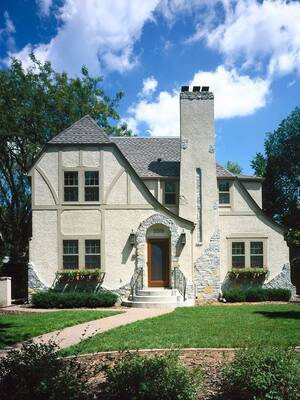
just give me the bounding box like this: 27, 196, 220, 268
147, 239, 170, 287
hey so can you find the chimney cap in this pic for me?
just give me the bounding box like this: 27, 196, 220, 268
193, 86, 200, 92
201, 86, 209, 92
181, 86, 189, 92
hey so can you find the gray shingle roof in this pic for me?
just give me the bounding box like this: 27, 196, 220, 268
49, 115, 111, 144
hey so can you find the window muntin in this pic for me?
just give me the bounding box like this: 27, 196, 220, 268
64, 172, 79, 202
250, 241, 264, 267
63, 240, 79, 269
164, 181, 177, 205
84, 171, 99, 201
232, 242, 245, 268
218, 180, 230, 205
85, 240, 101, 269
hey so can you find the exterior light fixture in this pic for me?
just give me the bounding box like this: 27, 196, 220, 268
180, 230, 186, 246
129, 230, 136, 245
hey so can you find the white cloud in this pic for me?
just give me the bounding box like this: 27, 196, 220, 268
36, 0, 52, 16
141, 76, 158, 96
127, 65, 270, 136
0, 11, 16, 51
8, 0, 159, 75
194, 0, 300, 77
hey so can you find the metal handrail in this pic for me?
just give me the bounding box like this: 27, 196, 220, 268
130, 267, 143, 299
172, 266, 187, 301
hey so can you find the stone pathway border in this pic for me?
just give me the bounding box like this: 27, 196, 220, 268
0, 307, 173, 357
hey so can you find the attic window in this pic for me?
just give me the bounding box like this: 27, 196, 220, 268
164, 181, 177, 205
218, 180, 230, 205
64, 172, 78, 202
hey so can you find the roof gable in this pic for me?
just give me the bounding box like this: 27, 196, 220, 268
49, 115, 111, 145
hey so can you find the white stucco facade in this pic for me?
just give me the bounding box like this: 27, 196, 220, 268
28, 88, 294, 303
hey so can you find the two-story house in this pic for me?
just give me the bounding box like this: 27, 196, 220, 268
27, 86, 295, 307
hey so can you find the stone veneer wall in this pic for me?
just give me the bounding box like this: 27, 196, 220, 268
28, 262, 48, 294
194, 231, 221, 300
263, 263, 296, 295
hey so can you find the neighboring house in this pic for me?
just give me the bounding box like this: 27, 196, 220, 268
27, 86, 295, 306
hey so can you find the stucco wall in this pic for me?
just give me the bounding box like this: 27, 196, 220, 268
61, 210, 101, 235
242, 181, 262, 208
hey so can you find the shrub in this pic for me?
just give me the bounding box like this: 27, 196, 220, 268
222, 288, 291, 303
100, 352, 202, 400
222, 347, 300, 400
0, 342, 90, 400
32, 290, 117, 308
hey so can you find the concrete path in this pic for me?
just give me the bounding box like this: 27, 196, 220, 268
0, 307, 173, 356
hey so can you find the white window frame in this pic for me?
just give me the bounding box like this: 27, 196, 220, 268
218, 179, 232, 207
62, 168, 100, 204
228, 237, 267, 269
60, 236, 101, 270
163, 180, 178, 206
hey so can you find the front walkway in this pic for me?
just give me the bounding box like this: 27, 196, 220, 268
0, 307, 173, 356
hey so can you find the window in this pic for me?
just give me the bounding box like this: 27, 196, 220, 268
84, 171, 99, 201
250, 241, 264, 267
164, 181, 177, 205
232, 242, 245, 268
85, 240, 101, 269
63, 240, 79, 269
64, 172, 78, 202
218, 180, 230, 205
230, 240, 265, 268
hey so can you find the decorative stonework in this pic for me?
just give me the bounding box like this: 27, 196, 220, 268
135, 213, 180, 288
180, 92, 214, 100
263, 263, 296, 295
181, 138, 188, 150
208, 145, 215, 154
28, 262, 48, 292
196, 168, 202, 244
194, 231, 221, 300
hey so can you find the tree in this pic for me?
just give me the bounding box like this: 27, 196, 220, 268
226, 161, 243, 174
251, 107, 300, 248
0, 54, 131, 263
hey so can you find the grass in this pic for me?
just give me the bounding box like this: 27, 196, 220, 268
63, 304, 300, 355
0, 310, 121, 349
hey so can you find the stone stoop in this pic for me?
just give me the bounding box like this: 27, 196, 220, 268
122, 288, 192, 308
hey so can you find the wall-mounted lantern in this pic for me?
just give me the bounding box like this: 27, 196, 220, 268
129, 230, 136, 245
180, 230, 186, 246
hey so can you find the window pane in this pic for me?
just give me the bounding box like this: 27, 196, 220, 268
232, 255, 245, 268
232, 242, 245, 255
219, 193, 230, 204
165, 193, 177, 205
63, 255, 79, 269
165, 182, 176, 193
251, 241, 263, 255
219, 180, 230, 192
64, 171, 78, 186
85, 240, 100, 254
85, 171, 99, 186
85, 255, 101, 269
251, 255, 264, 268
63, 240, 78, 255
64, 187, 78, 201
85, 187, 99, 201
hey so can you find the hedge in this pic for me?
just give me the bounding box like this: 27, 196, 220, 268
31, 290, 118, 308
222, 288, 291, 303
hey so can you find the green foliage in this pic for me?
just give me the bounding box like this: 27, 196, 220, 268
56, 269, 103, 281
226, 160, 243, 174
251, 152, 267, 177
222, 288, 291, 303
0, 54, 131, 263
0, 341, 90, 400
101, 352, 201, 400
228, 268, 269, 279
222, 347, 300, 400
32, 290, 117, 308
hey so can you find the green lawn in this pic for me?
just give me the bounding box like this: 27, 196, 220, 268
64, 304, 300, 355
0, 310, 120, 349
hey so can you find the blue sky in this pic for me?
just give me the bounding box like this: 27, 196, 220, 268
0, 0, 300, 174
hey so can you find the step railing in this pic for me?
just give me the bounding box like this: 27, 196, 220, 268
130, 267, 143, 299
171, 267, 187, 301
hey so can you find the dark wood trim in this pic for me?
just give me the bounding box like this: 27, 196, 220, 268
147, 239, 170, 287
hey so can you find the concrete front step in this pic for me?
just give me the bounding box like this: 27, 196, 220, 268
137, 289, 176, 297
122, 300, 181, 309
122, 288, 186, 308
132, 295, 183, 303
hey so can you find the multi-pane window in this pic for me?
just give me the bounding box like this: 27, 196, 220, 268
84, 171, 99, 201
231, 240, 265, 268
64, 172, 78, 202
218, 180, 230, 205
85, 240, 101, 269
250, 241, 264, 267
63, 240, 79, 269
232, 242, 245, 268
164, 181, 177, 205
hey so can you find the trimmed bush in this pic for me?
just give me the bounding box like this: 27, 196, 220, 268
222, 288, 291, 303
0, 342, 90, 400
222, 347, 300, 400
32, 290, 117, 308
100, 352, 202, 400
